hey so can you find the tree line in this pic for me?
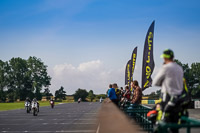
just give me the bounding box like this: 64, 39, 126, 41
175, 60, 200, 99
0, 55, 105, 102
0, 57, 51, 102
73, 88, 106, 102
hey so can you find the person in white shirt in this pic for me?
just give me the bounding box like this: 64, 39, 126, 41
153, 49, 184, 133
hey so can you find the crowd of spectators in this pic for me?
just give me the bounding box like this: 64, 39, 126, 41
107, 80, 142, 107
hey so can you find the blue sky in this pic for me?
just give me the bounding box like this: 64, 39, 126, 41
0, 0, 200, 94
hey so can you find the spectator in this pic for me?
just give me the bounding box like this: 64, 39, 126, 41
153, 49, 184, 133
106, 84, 112, 96
107, 84, 118, 105
120, 87, 125, 100
113, 83, 120, 100
123, 86, 131, 101
131, 80, 142, 104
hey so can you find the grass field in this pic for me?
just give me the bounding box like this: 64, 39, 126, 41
0, 101, 73, 111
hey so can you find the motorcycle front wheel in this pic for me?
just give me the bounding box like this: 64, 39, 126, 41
26, 107, 30, 113
33, 109, 37, 116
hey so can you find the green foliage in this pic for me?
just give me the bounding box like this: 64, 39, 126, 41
55, 86, 66, 100
144, 89, 161, 100
96, 94, 107, 99
87, 90, 95, 102
0, 60, 9, 102
73, 88, 88, 101
0, 101, 71, 111
174, 59, 200, 98
0, 57, 51, 102
43, 88, 53, 100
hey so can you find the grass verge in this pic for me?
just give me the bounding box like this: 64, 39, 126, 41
0, 101, 73, 111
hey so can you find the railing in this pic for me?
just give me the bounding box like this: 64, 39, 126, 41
122, 103, 200, 133
157, 116, 200, 133
123, 103, 153, 133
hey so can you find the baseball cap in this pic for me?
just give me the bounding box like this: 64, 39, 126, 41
160, 49, 174, 59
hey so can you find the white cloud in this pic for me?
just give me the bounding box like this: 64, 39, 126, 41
49, 60, 125, 95
48, 59, 162, 95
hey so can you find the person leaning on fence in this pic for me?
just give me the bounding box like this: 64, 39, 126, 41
131, 80, 142, 104
153, 49, 189, 133
113, 83, 120, 105
120, 87, 124, 100
106, 84, 112, 96
113, 83, 120, 99
107, 84, 118, 106
124, 85, 131, 101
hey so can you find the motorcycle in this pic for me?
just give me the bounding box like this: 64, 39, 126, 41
32, 102, 38, 116
50, 101, 54, 108
25, 101, 31, 113
78, 98, 81, 103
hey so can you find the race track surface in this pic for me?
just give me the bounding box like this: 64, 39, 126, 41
0, 102, 101, 133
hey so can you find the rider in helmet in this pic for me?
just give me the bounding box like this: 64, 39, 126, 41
25, 97, 31, 103
32, 98, 40, 112
50, 98, 54, 103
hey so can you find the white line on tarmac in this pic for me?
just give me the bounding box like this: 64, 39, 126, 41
65, 113, 97, 114
1, 119, 44, 120
53, 123, 96, 125
96, 123, 100, 133
0, 123, 96, 126
1, 130, 96, 133
52, 119, 96, 120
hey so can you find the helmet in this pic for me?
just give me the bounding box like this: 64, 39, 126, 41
147, 110, 158, 123
33, 98, 37, 102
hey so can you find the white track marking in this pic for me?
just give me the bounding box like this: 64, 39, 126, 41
96, 123, 100, 133
1, 130, 96, 133
0, 123, 96, 125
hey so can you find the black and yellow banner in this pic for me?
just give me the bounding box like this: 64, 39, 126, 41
125, 47, 137, 88
125, 60, 131, 86
130, 47, 137, 82
141, 21, 155, 91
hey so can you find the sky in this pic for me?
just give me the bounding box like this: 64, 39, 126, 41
0, 0, 200, 95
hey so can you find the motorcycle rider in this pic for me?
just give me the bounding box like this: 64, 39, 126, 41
78, 98, 81, 103
25, 97, 31, 103
50, 98, 54, 107
32, 98, 40, 112
50, 98, 54, 103
25, 97, 31, 112
153, 49, 184, 133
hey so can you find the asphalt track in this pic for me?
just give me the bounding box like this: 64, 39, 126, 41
0, 102, 101, 133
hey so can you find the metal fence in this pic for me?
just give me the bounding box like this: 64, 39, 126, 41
122, 103, 200, 133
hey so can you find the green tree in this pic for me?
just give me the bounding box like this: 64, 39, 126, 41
0, 60, 9, 102
96, 94, 107, 99
43, 88, 53, 100
190, 63, 200, 98
0, 56, 51, 102
55, 86, 66, 100
7, 57, 28, 101
88, 90, 95, 102
144, 89, 161, 100
27, 56, 51, 100
73, 88, 88, 101
174, 60, 200, 98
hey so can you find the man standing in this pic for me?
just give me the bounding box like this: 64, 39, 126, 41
153, 49, 183, 133
108, 84, 118, 106
131, 80, 142, 104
